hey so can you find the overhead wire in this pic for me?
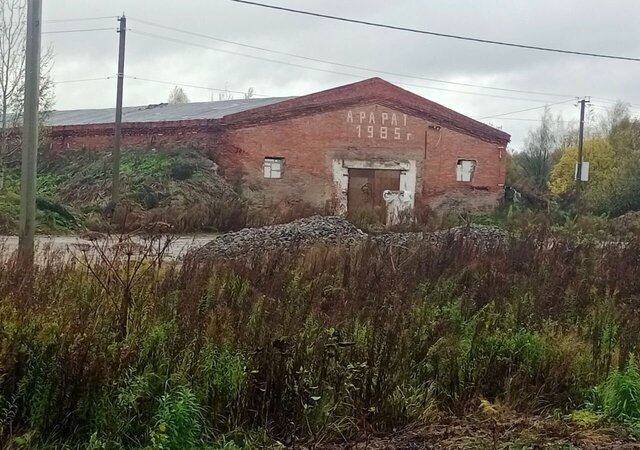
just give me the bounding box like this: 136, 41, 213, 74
42, 27, 115, 34
129, 29, 572, 104
590, 103, 640, 115
126, 75, 271, 97
53, 76, 115, 84
591, 96, 640, 110
40, 15, 636, 124
486, 117, 578, 123
229, 0, 640, 62
44, 16, 117, 23
129, 17, 640, 109
130, 17, 573, 99
477, 99, 574, 120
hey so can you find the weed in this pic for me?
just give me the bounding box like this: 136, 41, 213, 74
146, 385, 202, 450
601, 355, 640, 421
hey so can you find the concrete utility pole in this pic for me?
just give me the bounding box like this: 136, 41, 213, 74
18, 0, 42, 266
576, 98, 590, 184
111, 13, 126, 205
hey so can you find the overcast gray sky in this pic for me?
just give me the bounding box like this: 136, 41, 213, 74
42, 0, 640, 148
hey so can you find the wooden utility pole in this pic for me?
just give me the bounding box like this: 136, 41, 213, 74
18, 0, 42, 266
111, 13, 126, 205
576, 98, 589, 184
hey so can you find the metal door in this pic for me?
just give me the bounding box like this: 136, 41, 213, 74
347, 168, 401, 220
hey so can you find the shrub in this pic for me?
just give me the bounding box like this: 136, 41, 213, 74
170, 162, 196, 181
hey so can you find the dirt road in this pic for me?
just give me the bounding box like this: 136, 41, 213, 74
0, 234, 218, 261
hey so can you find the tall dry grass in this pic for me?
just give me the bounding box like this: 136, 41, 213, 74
1, 227, 639, 448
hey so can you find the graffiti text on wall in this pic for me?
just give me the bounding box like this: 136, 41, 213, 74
346, 110, 413, 141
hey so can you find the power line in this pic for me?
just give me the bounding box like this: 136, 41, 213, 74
590, 103, 640, 115
131, 17, 640, 107
482, 100, 640, 121
44, 16, 117, 23
230, 0, 640, 63
129, 29, 569, 104
126, 75, 270, 97
486, 117, 579, 123
130, 17, 572, 99
591, 97, 640, 109
478, 100, 573, 120
42, 27, 115, 34
53, 76, 114, 84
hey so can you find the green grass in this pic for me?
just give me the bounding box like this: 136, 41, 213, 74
119, 152, 175, 178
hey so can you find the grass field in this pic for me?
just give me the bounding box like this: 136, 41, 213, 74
1, 225, 640, 449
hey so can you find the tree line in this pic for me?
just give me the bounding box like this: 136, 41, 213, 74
508, 102, 640, 217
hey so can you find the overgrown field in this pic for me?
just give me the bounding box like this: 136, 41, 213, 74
0, 148, 245, 234
2, 228, 640, 448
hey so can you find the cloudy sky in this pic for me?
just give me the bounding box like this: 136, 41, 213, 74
42, 0, 640, 148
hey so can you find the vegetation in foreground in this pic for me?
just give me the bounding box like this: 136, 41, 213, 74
2, 226, 640, 449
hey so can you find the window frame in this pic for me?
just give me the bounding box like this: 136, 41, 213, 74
456, 159, 476, 183
263, 156, 285, 179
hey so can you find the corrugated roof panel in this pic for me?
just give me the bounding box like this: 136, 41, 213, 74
47, 97, 292, 126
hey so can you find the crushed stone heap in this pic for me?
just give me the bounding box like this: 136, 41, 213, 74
192, 216, 510, 260
192, 215, 367, 259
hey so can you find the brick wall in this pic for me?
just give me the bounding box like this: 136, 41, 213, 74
47, 99, 507, 213
49, 120, 223, 155
222, 103, 506, 211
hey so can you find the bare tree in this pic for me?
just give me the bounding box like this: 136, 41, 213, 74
597, 101, 631, 136
244, 87, 254, 99
0, 0, 25, 162
0, 0, 54, 189
167, 85, 189, 104
218, 89, 233, 101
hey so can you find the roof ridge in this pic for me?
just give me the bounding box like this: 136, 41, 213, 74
223, 77, 510, 143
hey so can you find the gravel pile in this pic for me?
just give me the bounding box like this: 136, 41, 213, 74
372, 224, 509, 249
192, 215, 366, 259
371, 232, 425, 247
436, 224, 510, 251
192, 217, 510, 260
438, 224, 509, 241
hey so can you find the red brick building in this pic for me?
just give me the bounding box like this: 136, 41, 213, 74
49, 78, 510, 218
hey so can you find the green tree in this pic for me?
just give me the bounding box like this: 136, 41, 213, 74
606, 117, 640, 215
549, 137, 618, 213
550, 113, 640, 216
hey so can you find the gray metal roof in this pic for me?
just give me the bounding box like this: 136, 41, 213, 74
47, 97, 292, 127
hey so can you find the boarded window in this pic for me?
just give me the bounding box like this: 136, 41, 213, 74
263, 157, 284, 179
456, 160, 476, 182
